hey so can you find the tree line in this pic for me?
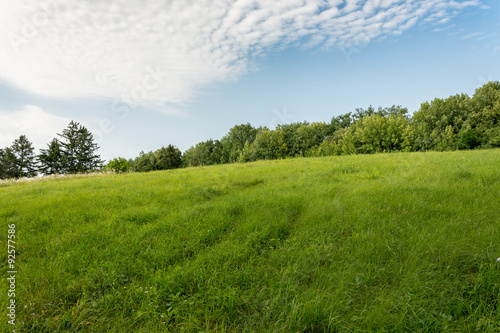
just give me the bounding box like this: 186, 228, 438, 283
181, 81, 500, 166
0, 121, 103, 179
2, 81, 499, 179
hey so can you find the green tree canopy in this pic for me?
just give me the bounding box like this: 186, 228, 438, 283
155, 145, 182, 170
133, 151, 157, 172
221, 123, 258, 163
105, 157, 131, 173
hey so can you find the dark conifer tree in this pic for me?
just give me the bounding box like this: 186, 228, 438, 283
58, 121, 103, 173
11, 135, 36, 178
0, 148, 18, 179
38, 139, 64, 175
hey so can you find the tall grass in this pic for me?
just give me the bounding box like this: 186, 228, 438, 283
1, 150, 499, 332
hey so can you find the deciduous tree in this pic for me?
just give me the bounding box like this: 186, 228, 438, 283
155, 145, 182, 170
105, 157, 131, 173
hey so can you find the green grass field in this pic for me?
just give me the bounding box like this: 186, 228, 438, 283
1, 150, 500, 332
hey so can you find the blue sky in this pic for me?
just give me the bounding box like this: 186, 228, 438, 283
0, 0, 498, 162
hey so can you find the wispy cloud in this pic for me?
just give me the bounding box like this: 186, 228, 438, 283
0, 105, 71, 151
464, 32, 482, 39
0, 0, 481, 113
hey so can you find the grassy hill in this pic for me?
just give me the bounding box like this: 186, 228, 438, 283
1, 150, 500, 332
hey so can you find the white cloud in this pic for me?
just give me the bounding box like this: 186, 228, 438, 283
0, 105, 71, 151
464, 32, 482, 39
0, 0, 480, 113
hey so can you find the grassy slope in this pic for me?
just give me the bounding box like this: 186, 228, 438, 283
1, 150, 500, 332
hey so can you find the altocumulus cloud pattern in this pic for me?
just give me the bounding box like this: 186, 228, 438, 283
0, 0, 480, 114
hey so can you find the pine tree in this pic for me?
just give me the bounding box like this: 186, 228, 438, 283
38, 139, 64, 175
58, 121, 79, 173
0, 149, 4, 179
58, 121, 103, 173
11, 135, 37, 178
0, 148, 17, 179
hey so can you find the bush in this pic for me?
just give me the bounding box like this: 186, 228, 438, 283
105, 157, 131, 173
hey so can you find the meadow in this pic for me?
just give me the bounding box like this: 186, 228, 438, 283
1, 150, 499, 332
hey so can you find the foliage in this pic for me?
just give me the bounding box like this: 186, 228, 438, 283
0, 135, 36, 179
244, 127, 288, 161
469, 81, 500, 130
133, 145, 182, 172
12, 135, 37, 177
38, 139, 64, 175
105, 157, 131, 173
133, 151, 157, 172
57, 121, 103, 173
353, 114, 411, 153
220, 123, 258, 163
0, 147, 18, 179
1, 122, 104, 179
292, 122, 329, 156
413, 94, 470, 150
155, 145, 182, 170
485, 127, 500, 147
183, 139, 223, 167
